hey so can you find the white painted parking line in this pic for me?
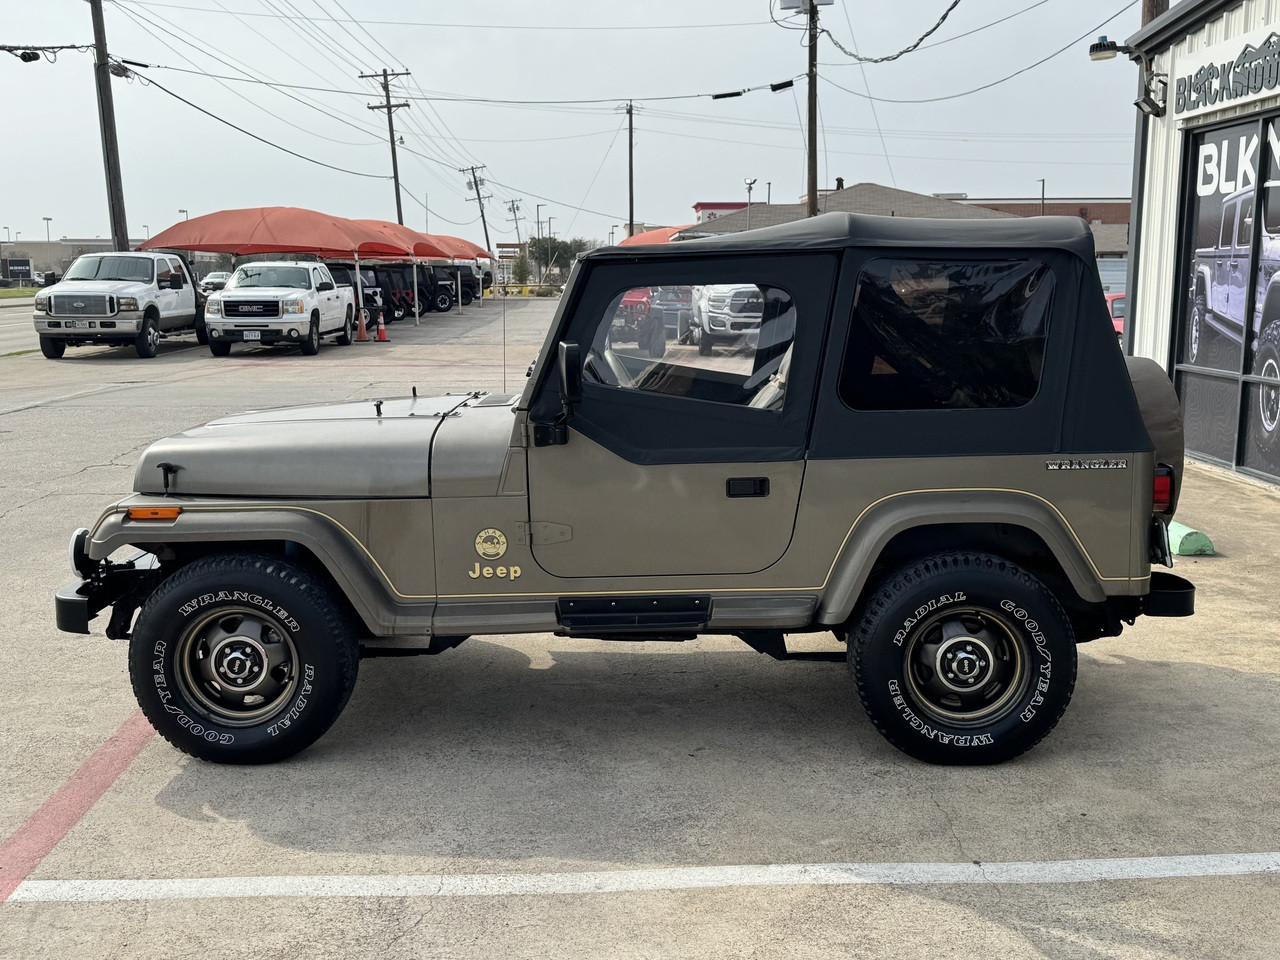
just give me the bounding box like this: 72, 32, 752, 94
10, 853, 1280, 904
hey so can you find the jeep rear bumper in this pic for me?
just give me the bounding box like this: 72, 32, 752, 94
1140, 571, 1195, 617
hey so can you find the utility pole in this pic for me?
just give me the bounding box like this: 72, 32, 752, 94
627, 100, 635, 238
806, 1, 819, 217
506, 198, 523, 245
424, 193, 429, 233
1038, 178, 1046, 216
89, 0, 129, 250
462, 165, 493, 256
360, 68, 411, 224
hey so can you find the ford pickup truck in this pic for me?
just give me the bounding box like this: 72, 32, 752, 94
33, 251, 204, 359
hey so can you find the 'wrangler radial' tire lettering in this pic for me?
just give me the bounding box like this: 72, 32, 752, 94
848, 552, 1077, 765
128, 554, 359, 764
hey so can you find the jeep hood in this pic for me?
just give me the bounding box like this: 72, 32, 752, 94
132, 393, 517, 499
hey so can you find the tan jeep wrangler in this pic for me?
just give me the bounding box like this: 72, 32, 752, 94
56, 213, 1194, 765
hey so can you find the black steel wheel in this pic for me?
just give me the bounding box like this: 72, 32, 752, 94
300, 314, 320, 355
336, 306, 354, 346
128, 554, 359, 764
39, 336, 65, 359
433, 289, 453, 313
135, 315, 160, 359
849, 552, 1077, 765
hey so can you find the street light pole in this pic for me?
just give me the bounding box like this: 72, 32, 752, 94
143, 225, 149, 239
745, 178, 757, 230
43, 217, 52, 242
179, 209, 188, 220
1037, 179, 1046, 216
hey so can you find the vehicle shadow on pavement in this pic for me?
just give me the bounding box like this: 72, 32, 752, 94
149, 640, 1280, 874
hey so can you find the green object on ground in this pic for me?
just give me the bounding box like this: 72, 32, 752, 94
0, 287, 38, 299
1169, 520, 1214, 556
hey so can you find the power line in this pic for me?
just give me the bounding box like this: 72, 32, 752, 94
135, 71, 390, 178
113, 1, 776, 31
840, 2, 895, 186
821, 1, 1139, 104
822, 0, 962, 63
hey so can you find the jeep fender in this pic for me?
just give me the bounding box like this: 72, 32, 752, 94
86, 502, 430, 636
815, 490, 1108, 626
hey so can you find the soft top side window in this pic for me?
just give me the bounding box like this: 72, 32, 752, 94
840, 258, 1054, 411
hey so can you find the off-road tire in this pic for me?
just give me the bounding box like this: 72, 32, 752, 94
336, 306, 354, 346
848, 551, 1077, 765
461, 287, 474, 307
39, 336, 65, 359
128, 554, 360, 764
209, 341, 232, 357
1188, 290, 1206, 363
1254, 320, 1280, 441
698, 332, 713, 356
647, 320, 667, 358
135, 315, 160, 359
300, 314, 320, 356
194, 314, 209, 346
433, 289, 453, 313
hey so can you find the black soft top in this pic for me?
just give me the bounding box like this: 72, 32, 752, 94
590, 212, 1097, 261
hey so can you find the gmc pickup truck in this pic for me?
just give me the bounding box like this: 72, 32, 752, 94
204, 261, 355, 356
33, 251, 204, 359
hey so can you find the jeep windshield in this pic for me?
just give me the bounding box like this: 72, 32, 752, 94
226, 266, 311, 290
63, 255, 154, 283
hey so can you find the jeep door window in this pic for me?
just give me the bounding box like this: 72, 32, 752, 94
583, 284, 797, 411
227, 266, 310, 289
64, 255, 154, 283
841, 259, 1054, 410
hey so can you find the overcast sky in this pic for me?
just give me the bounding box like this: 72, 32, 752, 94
2, 0, 1143, 250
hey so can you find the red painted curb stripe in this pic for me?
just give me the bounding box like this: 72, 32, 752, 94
0, 709, 154, 903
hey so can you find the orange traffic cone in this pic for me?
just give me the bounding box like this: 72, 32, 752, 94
375, 312, 389, 342
355, 308, 370, 342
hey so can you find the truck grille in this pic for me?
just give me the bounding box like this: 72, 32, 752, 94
52, 294, 112, 317
222, 299, 281, 319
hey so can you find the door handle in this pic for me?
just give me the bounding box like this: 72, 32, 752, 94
726, 477, 770, 498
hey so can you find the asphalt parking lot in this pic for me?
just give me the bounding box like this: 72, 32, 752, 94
1, 296, 1278, 959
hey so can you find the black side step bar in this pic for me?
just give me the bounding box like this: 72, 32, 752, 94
557, 595, 711, 635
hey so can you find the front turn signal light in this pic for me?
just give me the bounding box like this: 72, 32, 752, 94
128, 506, 183, 521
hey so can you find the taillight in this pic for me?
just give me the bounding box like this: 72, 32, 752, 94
1153, 466, 1174, 513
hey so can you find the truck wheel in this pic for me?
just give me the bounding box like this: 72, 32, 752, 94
300, 315, 320, 355
39, 336, 66, 359
848, 552, 1077, 765
128, 554, 360, 764
698, 332, 713, 356
434, 290, 453, 313
1254, 320, 1280, 439
209, 341, 232, 357
135, 316, 160, 359
336, 307, 354, 346
195, 315, 209, 346
1188, 291, 1206, 363
461, 287, 474, 306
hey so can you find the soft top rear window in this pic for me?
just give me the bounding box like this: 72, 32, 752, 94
841, 258, 1054, 411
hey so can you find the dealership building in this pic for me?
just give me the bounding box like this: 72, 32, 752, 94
1126, 0, 1280, 483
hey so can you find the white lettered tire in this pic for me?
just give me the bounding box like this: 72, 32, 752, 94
128, 554, 359, 764
848, 552, 1077, 765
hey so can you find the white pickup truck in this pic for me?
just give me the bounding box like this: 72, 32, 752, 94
204, 261, 355, 357
33, 251, 203, 359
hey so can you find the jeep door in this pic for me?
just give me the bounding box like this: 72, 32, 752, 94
524, 254, 836, 578
1213, 194, 1251, 334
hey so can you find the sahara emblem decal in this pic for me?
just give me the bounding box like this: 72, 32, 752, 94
1045, 458, 1128, 471
474, 528, 508, 560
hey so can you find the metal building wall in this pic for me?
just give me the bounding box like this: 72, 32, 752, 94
1133, 0, 1280, 369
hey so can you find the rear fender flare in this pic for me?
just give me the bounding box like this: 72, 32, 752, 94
815, 491, 1109, 626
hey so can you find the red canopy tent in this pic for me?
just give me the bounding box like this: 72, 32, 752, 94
618, 225, 692, 247
139, 207, 410, 258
